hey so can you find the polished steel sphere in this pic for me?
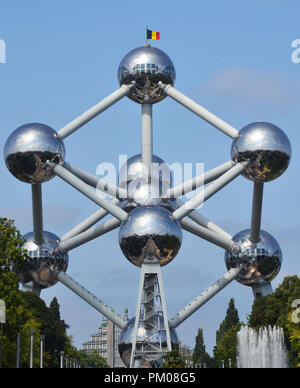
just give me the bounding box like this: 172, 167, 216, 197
231, 122, 291, 183
119, 153, 173, 188
4, 123, 66, 184
119, 206, 182, 267
118, 153, 175, 212
118, 316, 179, 368
118, 45, 176, 104
225, 229, 282, 286
15, 231, 69, 289
122, 177, 177, 213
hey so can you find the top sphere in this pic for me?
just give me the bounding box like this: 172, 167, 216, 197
118, 45, 176, 104
231, 122, 291, 183
4, 123, 65, 184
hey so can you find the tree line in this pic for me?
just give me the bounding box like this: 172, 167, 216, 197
0, 217, 108, 368
187, 276, 300, 368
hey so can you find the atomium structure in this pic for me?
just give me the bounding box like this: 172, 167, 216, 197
4, 44, 292, 368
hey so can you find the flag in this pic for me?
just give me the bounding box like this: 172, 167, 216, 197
147, 29, 160, 40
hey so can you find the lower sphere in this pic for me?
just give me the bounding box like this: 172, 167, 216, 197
15, 231, 68, 289
118, 316, 179, 368
225, 229, 282, 286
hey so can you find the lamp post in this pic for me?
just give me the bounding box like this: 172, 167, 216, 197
16, 333, 21, 368
29, 329, 36, 368
40, 335, 45, 368
60, 351, 64, 368
0, 299, 5, 368
0, 300, 5, 369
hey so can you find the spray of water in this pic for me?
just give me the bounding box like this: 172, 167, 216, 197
237, 325, 288, 368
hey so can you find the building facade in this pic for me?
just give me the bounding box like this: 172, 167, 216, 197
82, 311, 128, 368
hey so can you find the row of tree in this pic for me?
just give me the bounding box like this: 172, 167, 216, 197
192, 276, 300, 368
0, 217, 108, 368
1, 217, 299, 368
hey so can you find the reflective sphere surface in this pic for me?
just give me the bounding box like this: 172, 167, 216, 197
122, 177, 177, 213
231, 122, 291, 182
118, 316, 179, 368
225, 229, 282, 286
119, 206, 182, 267
16, 231, 69, 289
4, 123, 65, 184
118, 45, 176, 104
118, 153, 173, 188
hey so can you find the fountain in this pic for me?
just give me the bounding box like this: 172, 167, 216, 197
237, 325, 288, 368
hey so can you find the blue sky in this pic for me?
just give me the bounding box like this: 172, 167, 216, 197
0, 0, 299, 355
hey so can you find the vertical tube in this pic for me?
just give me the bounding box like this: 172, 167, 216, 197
16, 334, 20, 368
40, 335, 45, 369
0, 323, 3, 368
141, 104, 153, 183
250, 182, 264, 243
31, 184, 44, 245
112, 323, 115, 368
60, 351, 64, 368
29, 329, 35, 368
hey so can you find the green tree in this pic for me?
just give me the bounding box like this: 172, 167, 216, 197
77, 350, 109, 368
213, 323, 241, 368
49, 297, 61, 321
213, 298, 240, 368
163, 350, 185, 368
248, 275, 300, 368
216, 298, 239, 344
21, 292, 69, 368
193, 328, 212, 368
0, 218, 37, 367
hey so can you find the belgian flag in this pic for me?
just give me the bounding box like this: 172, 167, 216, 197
147, 29, 160, 40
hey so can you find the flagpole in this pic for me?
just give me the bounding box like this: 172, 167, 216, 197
146, 25, 148, 45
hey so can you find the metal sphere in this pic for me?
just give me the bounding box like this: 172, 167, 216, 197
4, 123, 66, 184
121, 177, 177, 213
119, 153, 173, 188
231, 122, 291, 183
118, 45, 176, 104
118, 316, 179, 368
119, 205, 182, 267
15, 231, 69, 289
225, 229, 282, 286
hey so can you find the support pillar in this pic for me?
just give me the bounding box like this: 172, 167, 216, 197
130, 258, 171, 368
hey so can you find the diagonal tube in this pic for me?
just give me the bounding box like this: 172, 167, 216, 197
56, 217, 121, 253
169, 268, 240, 328
158, 83, 239, 139
61, 198, 119, 241
31, 184, 44, 245
166, 160, 235, 199
250, 182, 264, 243
176, 199, 232, 241
51, 163, 128, 222
55, 270, 127, 329
63, 162, 127, 200
172, 162, 246, 221
58, 84, 134, 139
180, 218, 235, 251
